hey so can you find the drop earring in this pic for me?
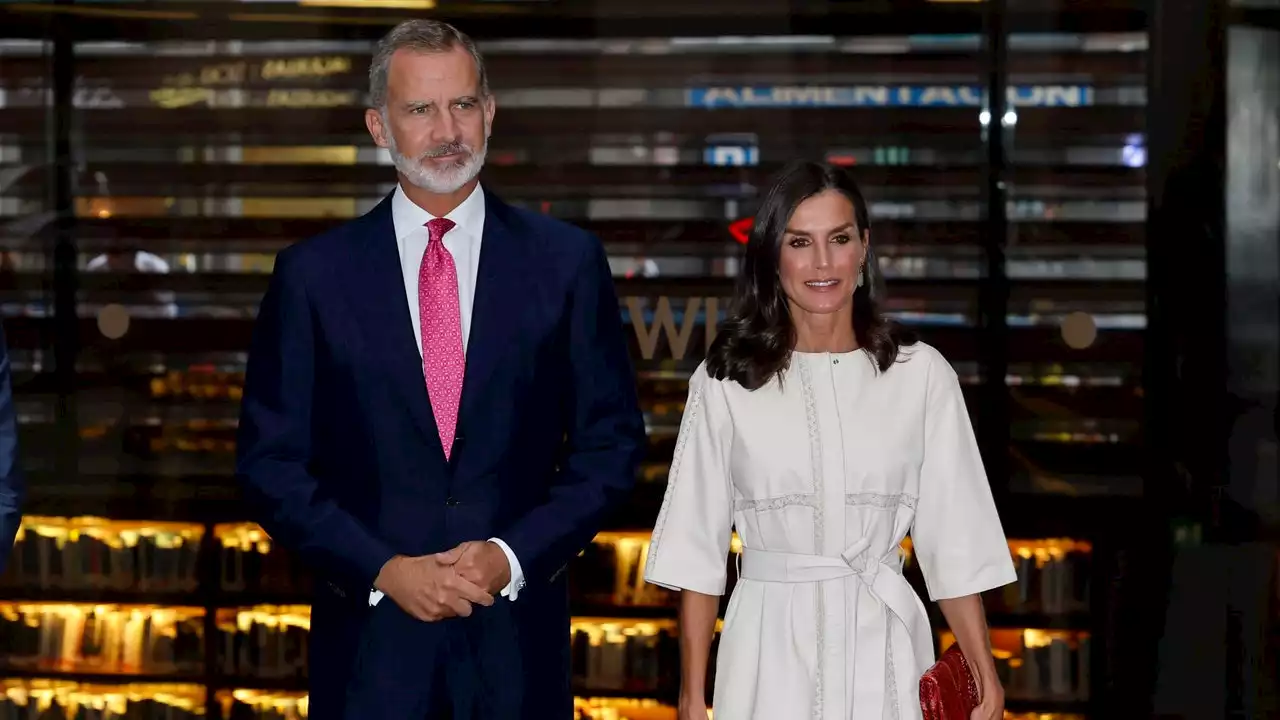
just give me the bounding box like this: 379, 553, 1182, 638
856, 265, 865, 288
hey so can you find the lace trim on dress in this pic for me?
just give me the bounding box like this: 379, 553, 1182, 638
845, 492, 918, 510
738, 492, 916, 512
644, 383, 703, 574
886, 605, 900, 720
735, 493, 820, 512
797, 357, 826, 720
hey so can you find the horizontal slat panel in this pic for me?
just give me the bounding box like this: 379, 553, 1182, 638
24, 273, 1141, 304
0, 2, 1147, 43
1, 315, 1139, 363
1012, 439, 1143, 480
14, 217, 1141, 248
0, 51, 1146, 88
0, 107, 1144, 139
3, 164, 1142, 199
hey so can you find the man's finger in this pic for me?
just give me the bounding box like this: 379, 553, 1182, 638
437, 543, 470, 565
454, 564, 483, 586
453, 574, 495, 607
447, 595, 473, 617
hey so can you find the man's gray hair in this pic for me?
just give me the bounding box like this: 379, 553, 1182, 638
368, 19, 489, 110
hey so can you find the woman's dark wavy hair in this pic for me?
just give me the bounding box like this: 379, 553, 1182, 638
705, 160, 917, 390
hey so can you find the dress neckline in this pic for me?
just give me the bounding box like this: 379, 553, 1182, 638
792, 349, 861, 357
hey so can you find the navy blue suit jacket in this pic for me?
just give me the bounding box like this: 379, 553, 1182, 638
235, 189, 645, 719
0, 321, 23, 574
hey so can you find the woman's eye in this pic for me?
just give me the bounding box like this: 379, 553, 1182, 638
788, 237, 810, 248
832, 234, 850, 244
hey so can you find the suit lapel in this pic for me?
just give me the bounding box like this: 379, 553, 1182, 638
459, 189, 525, 429
348, 193, 446, 458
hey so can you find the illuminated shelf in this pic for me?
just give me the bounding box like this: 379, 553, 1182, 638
207, 690, 678, 720
940, 628, 1091, 708
575, 696, 677, 720
0, 601, 206, 680
2, 516, 204, 596
213, 689, 308, 719
213, 523, 313, 599
0, 678, 206, 717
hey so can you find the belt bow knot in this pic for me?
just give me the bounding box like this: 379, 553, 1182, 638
738, 538, 935, 719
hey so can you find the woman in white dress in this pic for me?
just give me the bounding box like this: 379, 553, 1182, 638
643, 161, 1018, 720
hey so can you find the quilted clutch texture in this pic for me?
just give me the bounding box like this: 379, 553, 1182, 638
919, 644, 981, 720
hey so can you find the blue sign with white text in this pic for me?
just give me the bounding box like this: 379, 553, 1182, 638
704, 145, 760, 167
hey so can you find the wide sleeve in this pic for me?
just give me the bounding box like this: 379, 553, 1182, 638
498, 236, 646, 586
911, 351, 1018, 602
643, 363, 734, 596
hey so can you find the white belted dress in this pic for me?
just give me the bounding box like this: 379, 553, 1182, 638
643, 343, 1018, 720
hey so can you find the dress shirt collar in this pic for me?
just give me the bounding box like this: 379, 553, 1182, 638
391, 181, 485, 241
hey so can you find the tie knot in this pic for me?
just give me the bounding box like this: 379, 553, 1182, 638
426, 217, 456, 245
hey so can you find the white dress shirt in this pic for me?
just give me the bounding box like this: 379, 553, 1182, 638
368, 182, 527, 607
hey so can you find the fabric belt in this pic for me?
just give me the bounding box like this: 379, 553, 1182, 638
740, 538, 934, 719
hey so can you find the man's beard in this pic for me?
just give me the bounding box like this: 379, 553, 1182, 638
385, 126, 487, 195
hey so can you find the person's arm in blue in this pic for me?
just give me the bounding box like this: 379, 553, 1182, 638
235, 249, 397, 595
0, 321, 26, 573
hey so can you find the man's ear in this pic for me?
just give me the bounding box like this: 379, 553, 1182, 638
483, 94, 496, 140
365, 108, 390, 149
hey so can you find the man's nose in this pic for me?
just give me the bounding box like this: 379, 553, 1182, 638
430, 109, 458, 143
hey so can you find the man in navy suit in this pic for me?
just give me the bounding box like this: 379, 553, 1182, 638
0, 321, 23, 573
235, 19, 645, 720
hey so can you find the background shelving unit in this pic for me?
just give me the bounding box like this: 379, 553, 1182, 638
0, 1, 1160, 718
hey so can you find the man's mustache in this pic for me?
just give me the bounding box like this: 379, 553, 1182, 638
420, 143, 470, 160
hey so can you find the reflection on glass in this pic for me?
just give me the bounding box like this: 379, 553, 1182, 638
1, 37, 56, 490
1004, 22, 1147, 497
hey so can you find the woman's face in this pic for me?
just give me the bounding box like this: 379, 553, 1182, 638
777, 189, 868, 317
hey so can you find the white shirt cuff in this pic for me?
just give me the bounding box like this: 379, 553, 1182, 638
368, 539, 526, 607
488, 537, 526, 601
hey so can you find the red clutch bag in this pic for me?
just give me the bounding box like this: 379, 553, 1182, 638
919, 644, 981, 720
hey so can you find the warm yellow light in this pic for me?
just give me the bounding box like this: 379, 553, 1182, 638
6, 3, 197, 19
299, 0, 436, 8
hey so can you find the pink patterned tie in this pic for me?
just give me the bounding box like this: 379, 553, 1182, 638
419, 217, 464, 459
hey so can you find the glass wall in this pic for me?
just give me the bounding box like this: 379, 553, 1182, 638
1003, 18, 1148, 499
50, 20, 999, 521
0, 37, 58, 497
1226, 17, 1280, 529
0, 1, 1154, 718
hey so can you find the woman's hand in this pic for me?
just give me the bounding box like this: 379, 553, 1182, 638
678, 695, 709, 720
970, 670, 1005, 720
675, 590, 718, 720
936, 594, 1004, 720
